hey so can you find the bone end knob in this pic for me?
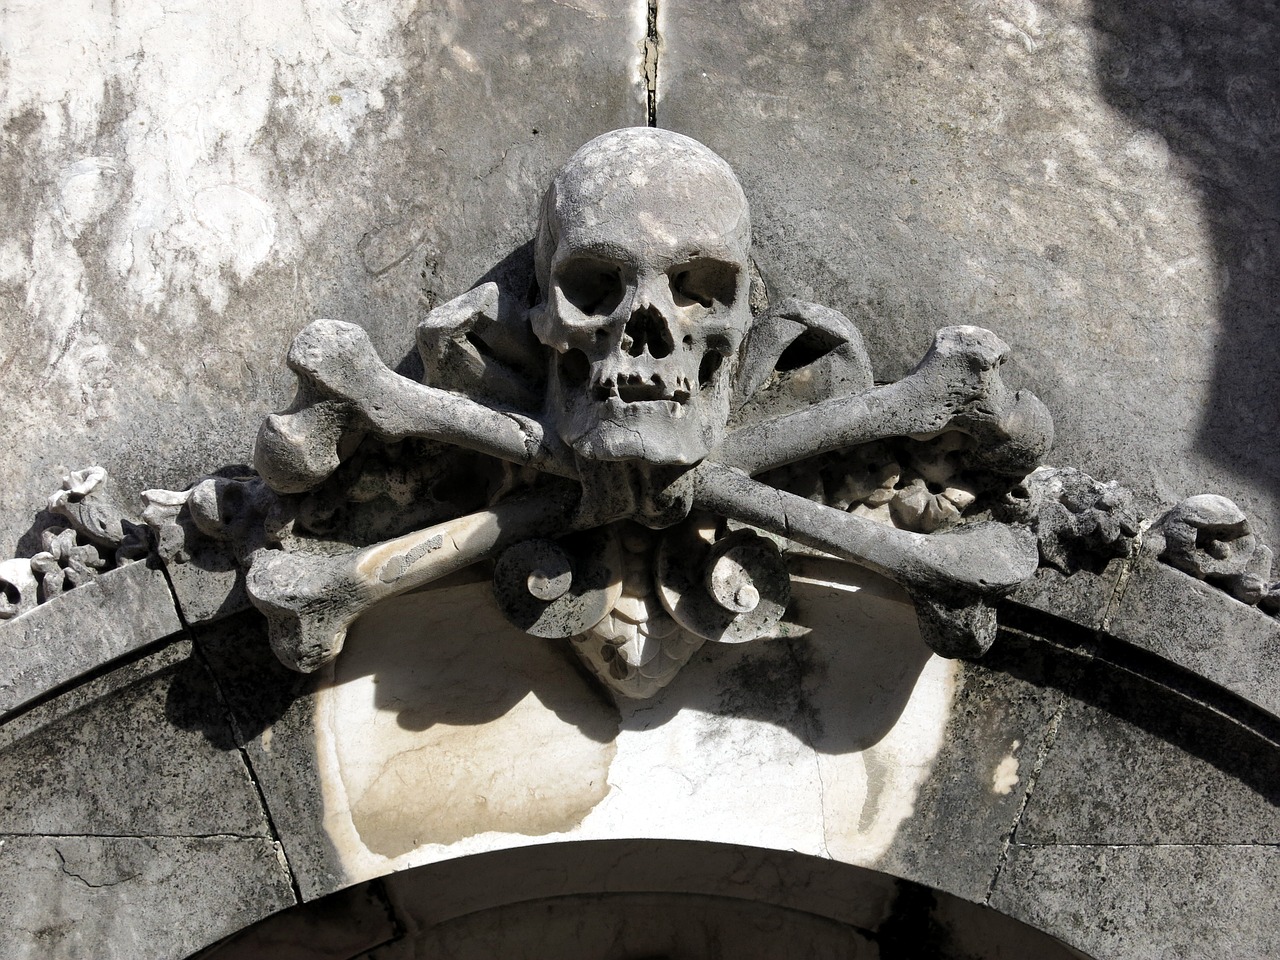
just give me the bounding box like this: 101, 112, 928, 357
493, 536, 622, 639
705, 544, 763, 614
254, 405, 346, 494
247, 550, 359, 672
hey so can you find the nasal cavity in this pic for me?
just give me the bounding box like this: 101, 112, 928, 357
623, 306, 674, 359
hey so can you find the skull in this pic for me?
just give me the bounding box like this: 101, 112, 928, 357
532, 128, 753, 466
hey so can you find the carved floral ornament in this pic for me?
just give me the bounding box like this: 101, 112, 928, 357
3, 128, 1279, 699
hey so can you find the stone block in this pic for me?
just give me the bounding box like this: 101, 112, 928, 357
0, 834, 295, 960
1108, 553, 1280, 720
0, 560, 183, 720
161, 544, 251, 627
875, 627, 1069, 902
658, 0, 1280, 545
1016, 653, 1280, 845
0, 638, 269, 838
1008, 561, 1125, 633
990, 843, 1280, 960
189, 609, 343, 900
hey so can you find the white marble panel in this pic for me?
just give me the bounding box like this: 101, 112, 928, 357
314, 564, 957, 884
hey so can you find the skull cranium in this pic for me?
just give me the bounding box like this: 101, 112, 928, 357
532, 128, 753, 466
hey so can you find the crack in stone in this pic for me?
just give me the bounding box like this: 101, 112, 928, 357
784, 638, 834, 860
184, 635, 304, 906
984, 699, 1063, 905
1099, 517, 1151, 634
54, 845, 139, 889
644, 0, 659, 126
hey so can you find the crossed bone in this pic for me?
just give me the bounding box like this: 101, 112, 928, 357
248, 301, 1051, 672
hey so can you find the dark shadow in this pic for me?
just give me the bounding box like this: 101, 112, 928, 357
15, 508, 60, 559
165, 607, 309, 748
328, 572, 933, 759
471, 237, 538, 304
164, 646, 243, 753
392, 239, 538, 379
1093, 0, 1280, 515
189, 840, 1093, 960
332, 581, 622, 745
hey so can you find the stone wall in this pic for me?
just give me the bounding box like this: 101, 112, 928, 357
3, 2, 1280, 958
2, 550, 1279, 958
2, 0, 1278, 552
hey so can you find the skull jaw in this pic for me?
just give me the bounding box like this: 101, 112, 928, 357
551, 371, 734, 467
564, 402, 714, 465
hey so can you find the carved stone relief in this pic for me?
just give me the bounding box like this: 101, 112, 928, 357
2, 128, 1277, 700
0, 467, 147, 620
232, 128, 1058, 697
1151, 494, 1280, 615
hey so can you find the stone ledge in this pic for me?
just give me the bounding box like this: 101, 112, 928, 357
0, 560, 183, 722
1107, 552, 1280, 721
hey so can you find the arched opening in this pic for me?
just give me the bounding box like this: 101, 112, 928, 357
193, 840, 1094, 959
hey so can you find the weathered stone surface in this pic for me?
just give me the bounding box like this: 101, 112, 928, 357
875, 627, 1066, 902
0, 639, 269, 838
301, 570, 963, 891
161, 544, 250, 627
1008, 563, 1123, 633
1017, 654, 1280, 844
1109, 552, 1280, 719
659, 0, 1280, 545
0, 834, 294, 960
990, 843, 1280, 960
0, 560, 182, 719
0, 0, 647, 558
188, 609, 341, 900
197, 883, 398, 960
532, 128, 757, 469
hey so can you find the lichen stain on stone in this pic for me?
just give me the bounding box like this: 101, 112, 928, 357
2, 0, 414, 315
317, 582, 619, 863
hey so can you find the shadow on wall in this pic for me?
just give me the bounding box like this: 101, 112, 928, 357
332, 579, 932, 757
309, 577, 943, 864
990, 624, 1280, 810
1094, 0, 1280, 505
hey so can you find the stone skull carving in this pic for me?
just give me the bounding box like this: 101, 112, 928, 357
531, 128, 753, 466
233, 126, 1056, 696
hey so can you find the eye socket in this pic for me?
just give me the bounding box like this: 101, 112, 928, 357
554, 257, 626, 315
670, 259, 739, 309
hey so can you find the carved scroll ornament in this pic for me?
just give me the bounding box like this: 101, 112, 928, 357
5, 128, 1274, 699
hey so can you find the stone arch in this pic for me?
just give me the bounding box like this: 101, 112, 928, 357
1, 538, 1277, 959
192, 840, 1096, 959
